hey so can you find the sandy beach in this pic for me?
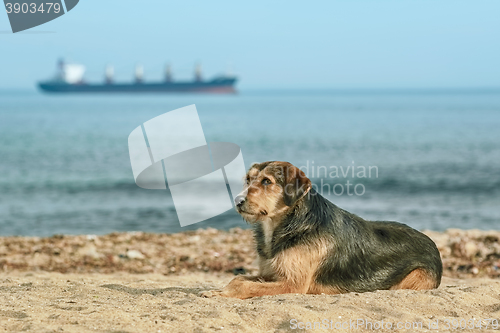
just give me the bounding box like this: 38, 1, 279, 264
1, 228, 500, 332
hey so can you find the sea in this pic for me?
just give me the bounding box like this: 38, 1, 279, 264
0, 89, 499, 236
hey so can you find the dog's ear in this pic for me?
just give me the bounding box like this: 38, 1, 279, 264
249, 162, 260, 170
283, 165, 311, 206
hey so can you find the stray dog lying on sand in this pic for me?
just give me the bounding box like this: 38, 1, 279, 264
202, 161, 442, 299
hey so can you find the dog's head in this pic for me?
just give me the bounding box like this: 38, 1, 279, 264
234, 161, 311, 223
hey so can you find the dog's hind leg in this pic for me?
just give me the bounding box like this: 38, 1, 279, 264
389, 268, 439, 291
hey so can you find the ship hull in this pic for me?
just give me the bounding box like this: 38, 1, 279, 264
38, 78, 237, 94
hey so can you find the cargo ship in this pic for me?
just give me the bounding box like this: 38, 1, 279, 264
38, 60, 237, 94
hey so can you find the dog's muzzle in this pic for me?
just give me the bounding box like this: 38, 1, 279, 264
234, 195, 246, 207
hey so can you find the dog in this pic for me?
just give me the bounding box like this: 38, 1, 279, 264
202, 161, 442, 299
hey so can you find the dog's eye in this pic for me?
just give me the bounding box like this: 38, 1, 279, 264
246, 177, 250, 185
262, 178, 272, 185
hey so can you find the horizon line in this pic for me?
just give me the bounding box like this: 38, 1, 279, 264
1, 86, 500, 95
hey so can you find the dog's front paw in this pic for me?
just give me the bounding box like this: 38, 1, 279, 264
199, 289, 224, 298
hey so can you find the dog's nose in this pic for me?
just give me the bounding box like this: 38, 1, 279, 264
234, 195, 246, 207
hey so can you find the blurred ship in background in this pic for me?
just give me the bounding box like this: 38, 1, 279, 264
38, 59, 237, 94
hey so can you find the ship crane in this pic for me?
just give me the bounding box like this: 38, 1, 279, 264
194, 63, 202, 82
165, 63, 172, 82
135, 64, 144, 83
105, 65, 114, 84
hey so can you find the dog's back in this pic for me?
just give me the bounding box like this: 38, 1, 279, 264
315, 209, 442, 292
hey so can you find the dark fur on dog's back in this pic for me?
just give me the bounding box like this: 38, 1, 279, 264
254, 187, 442, 292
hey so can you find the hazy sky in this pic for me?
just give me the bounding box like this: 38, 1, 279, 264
1, 0, 500, 89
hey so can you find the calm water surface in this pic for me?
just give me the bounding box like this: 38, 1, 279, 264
0, 90, 499, 236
